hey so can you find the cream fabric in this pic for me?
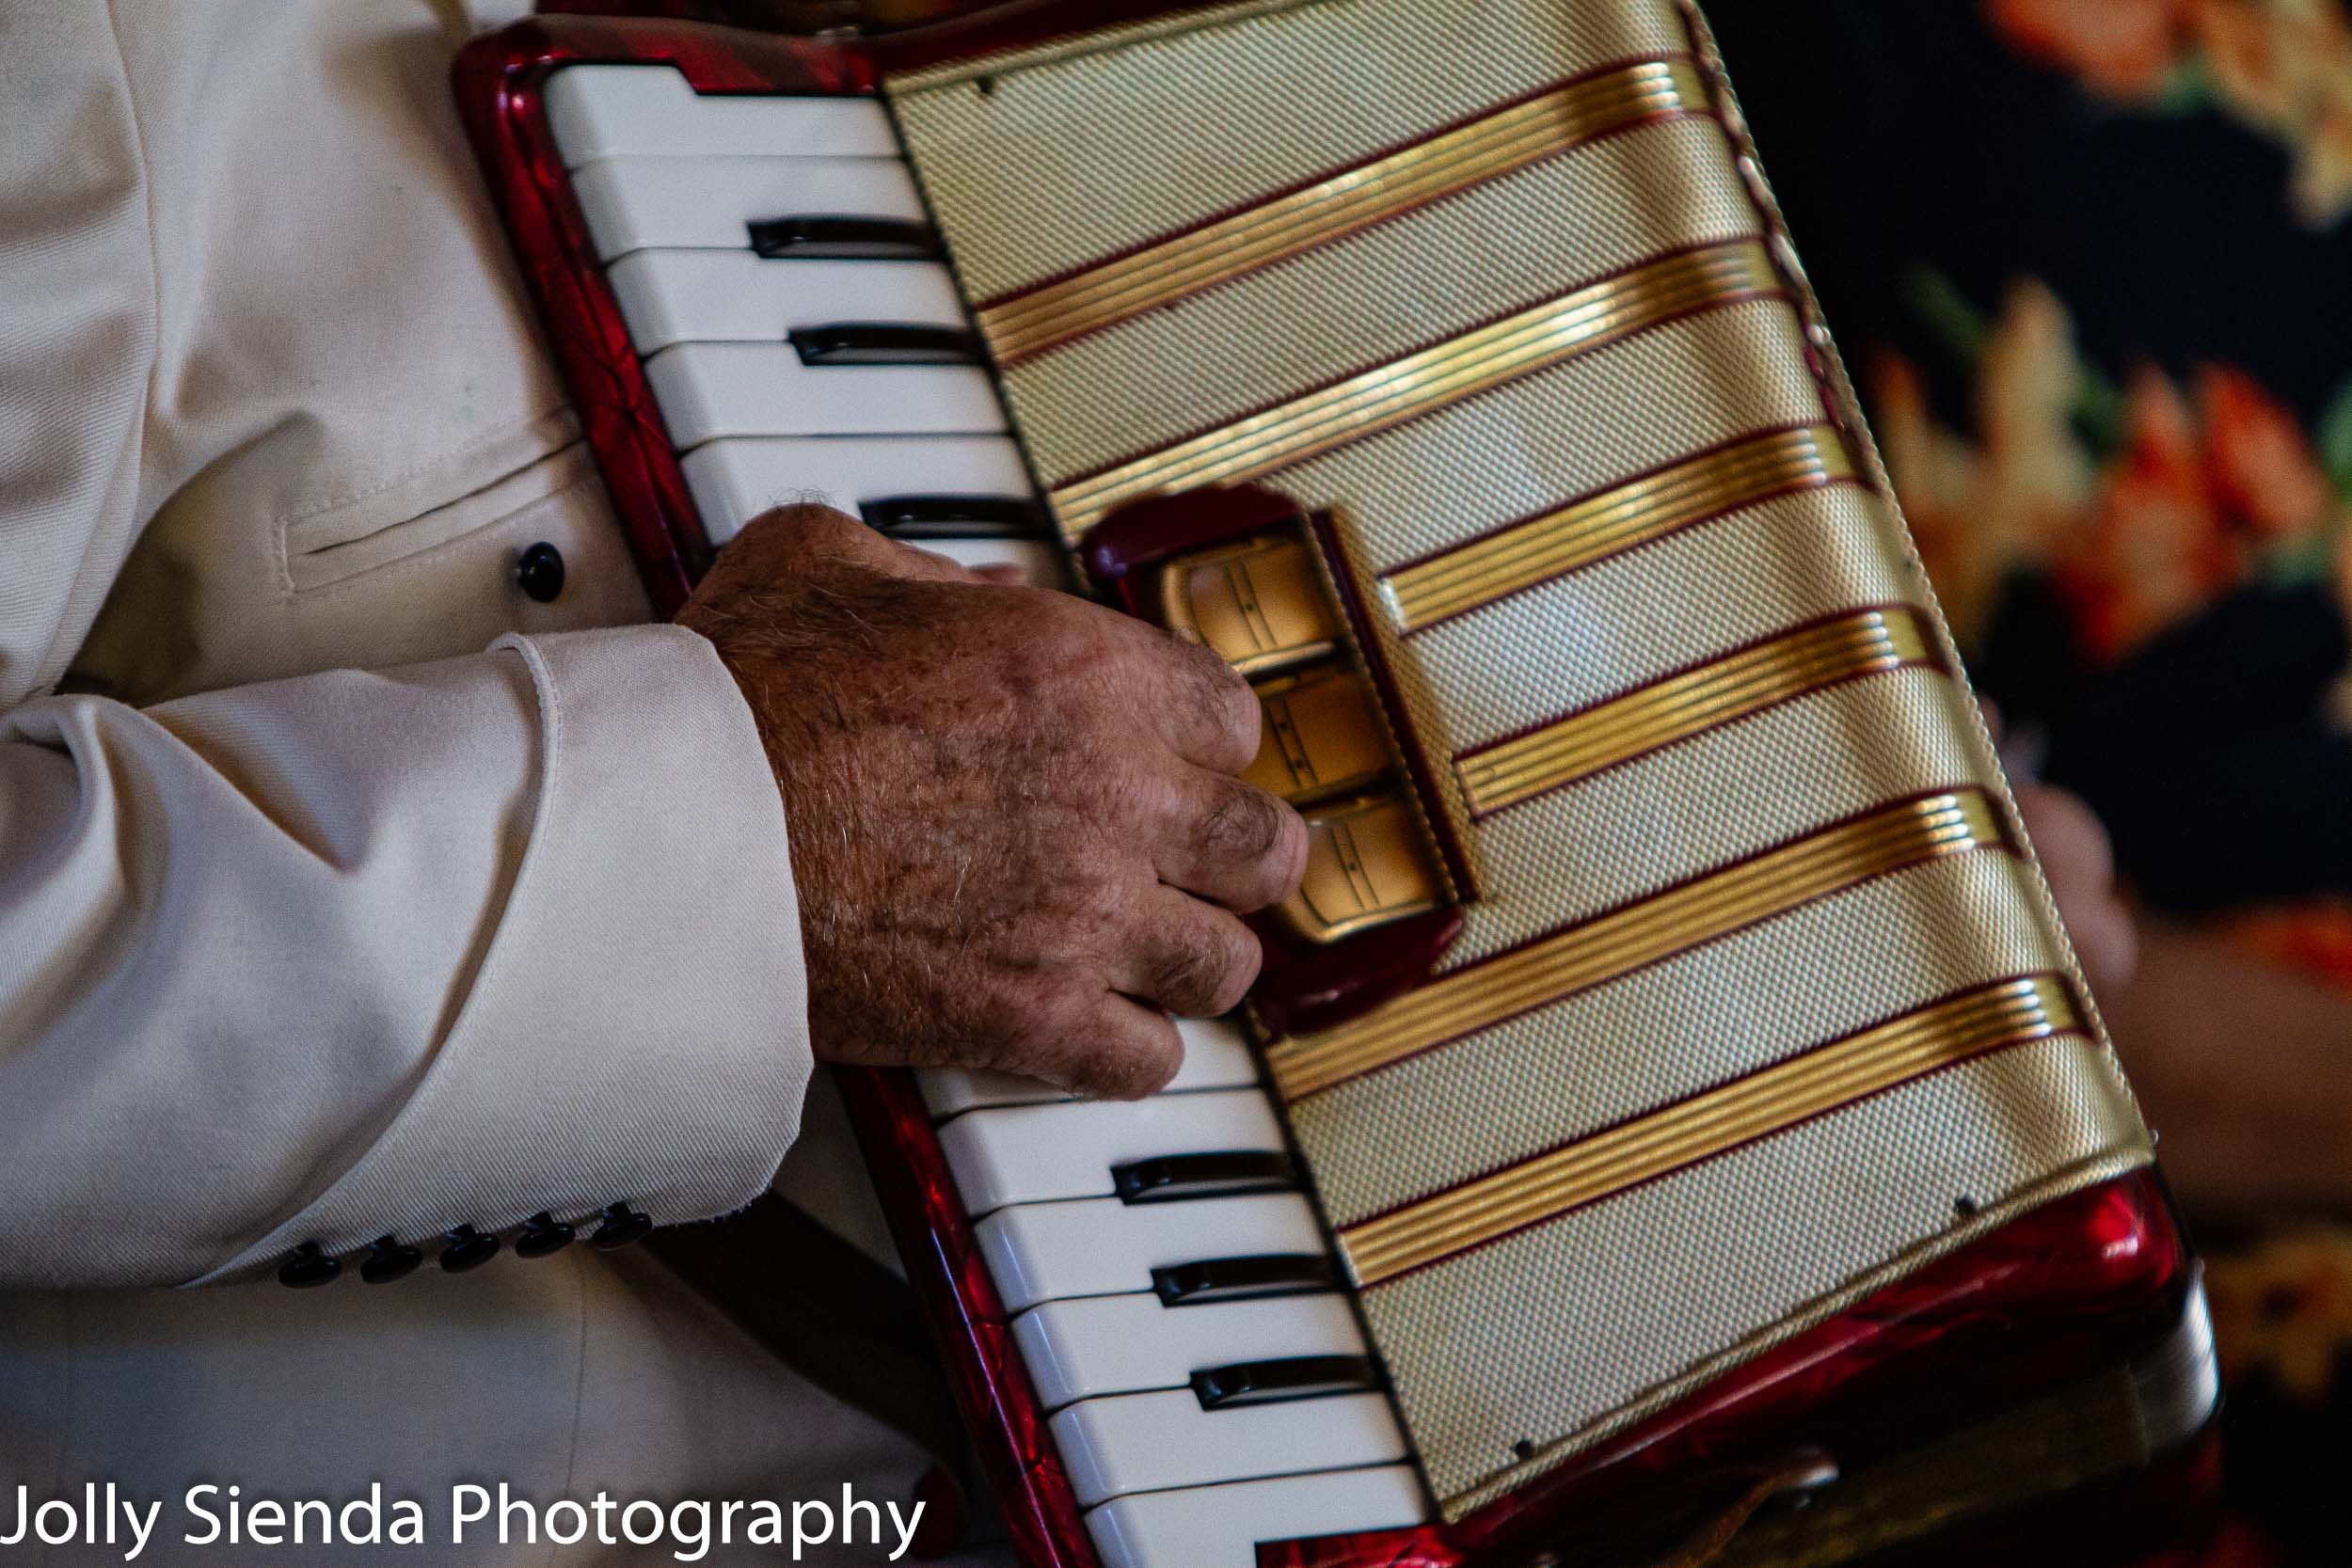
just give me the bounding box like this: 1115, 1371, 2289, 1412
0, 0, 805, 1291
4, 626, 806, 1289
0, 2, 962, 1560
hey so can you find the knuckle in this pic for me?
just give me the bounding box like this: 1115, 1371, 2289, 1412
1035, 605, 1122, 680
1144, 933, 1219, 1016
1238, 800, 1310, 911
1109, 759, 1185, 835
1110, 1024, 1176, 1100
1198, 782, 1288, 867
1057, 590, 1126, 641
1201, 915, 1263, 1015
1194, 650, 1262, 761
994, 980, 1094, 1077
1152, 911, 1261, 1017
1101, 1015, 1183, 1100
1147, 632, 1258, 766
741, 501, 866, 557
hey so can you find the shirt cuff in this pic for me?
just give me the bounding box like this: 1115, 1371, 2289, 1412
201, 624, 808, 1282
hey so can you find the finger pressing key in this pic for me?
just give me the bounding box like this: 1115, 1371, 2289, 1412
1019, 991, 1186, 1101
1138, 627, 1263, 775
1115, 885, 1264, 1020
1153, 768, 1309, 913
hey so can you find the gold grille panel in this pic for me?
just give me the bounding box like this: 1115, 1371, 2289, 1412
887, 0, 2153, 1521
1341, 974, 2087, 1286
1380, 421, 1857, 633
1044, 239, 1785, 539
1264, 789, 2012, 1101
1454, 604, 1943, 817
977, 60, 1712, 364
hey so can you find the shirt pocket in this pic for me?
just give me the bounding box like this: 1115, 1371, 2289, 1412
281, 406, 593, 593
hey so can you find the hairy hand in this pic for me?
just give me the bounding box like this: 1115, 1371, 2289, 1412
678, 506, 1308, 1098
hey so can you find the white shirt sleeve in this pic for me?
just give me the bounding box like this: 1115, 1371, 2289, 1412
0, 1, 813, 1287
0, 625, 811, 1288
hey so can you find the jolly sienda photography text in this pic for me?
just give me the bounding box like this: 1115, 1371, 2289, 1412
0, 1482, 927, 1562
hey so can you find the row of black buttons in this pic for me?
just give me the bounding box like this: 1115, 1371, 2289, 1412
277, 540, 605, 1287
278, 1203, 650, 1288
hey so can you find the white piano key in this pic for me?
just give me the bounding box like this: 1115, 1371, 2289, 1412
977, 1191, 1329, 1312
681, 436, 1032, 543
645, 342, 1005, 447
1053, 1387, 1406, 1506
1015, 1291, 1366, 1409
918, 1017, 1260, 1117
606, 249, 968, 354
1087, 1466, 1428, 1568
571, 154, 923, 259
546, 66, 897, 166
938, 1089, 1284, 1213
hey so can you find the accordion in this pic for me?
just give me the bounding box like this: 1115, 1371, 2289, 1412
454, 5, 2220, 1564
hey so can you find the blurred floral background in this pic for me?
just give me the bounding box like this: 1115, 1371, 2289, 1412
1710, 1, 2352, 1560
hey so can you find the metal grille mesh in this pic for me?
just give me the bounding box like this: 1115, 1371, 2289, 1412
1395, 483, 1916, 750
888, 0, 1689, 301
1274, 299, 1825, 571
1003, 117, 1757, 485
1444, 667, 1983, 960
1366, 1037, 2146, 1508
890, 0, 2153, 1521
1295, 849, 2065, 1226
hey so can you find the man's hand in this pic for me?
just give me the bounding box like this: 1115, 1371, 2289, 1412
679, 505, 1309, 1099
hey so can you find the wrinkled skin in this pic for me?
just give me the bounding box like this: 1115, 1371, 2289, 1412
679, 505, 1309, 1099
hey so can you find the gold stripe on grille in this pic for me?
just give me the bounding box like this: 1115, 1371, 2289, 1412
1382, 422, 1855, 633
979, 60, 1711, 364
1044, 239, 1783, 541
1264, 789, 2008, 1102
1455, 606, 1942, 818
1341, 974, 2084, 1287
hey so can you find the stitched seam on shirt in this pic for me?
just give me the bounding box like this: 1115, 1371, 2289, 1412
287, 468, 603, 599
271, 402, 577, 601
273, 399, 576, 532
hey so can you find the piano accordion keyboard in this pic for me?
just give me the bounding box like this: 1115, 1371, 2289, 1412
543, 60, 1432, 1567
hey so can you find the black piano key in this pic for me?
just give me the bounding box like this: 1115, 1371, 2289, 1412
1190, 1354, 1381, 1411
790, 323, 985, 368
1111, 1150, 1297, 1206
862, 495, 1048, 538
1151, 1252, 1343, 1307
749, 215, 944, 261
